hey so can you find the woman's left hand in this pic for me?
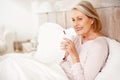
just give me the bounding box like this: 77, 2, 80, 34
61, 38, 80, 63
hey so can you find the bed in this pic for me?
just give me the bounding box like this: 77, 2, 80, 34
0, 3, 120, 80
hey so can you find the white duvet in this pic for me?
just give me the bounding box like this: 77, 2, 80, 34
0, 23, 69, 80
0, 54, 69, 80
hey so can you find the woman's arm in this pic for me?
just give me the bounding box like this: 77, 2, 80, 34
71, 39, 108, 80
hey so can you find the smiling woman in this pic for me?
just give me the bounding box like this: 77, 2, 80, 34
60, 1, 108, 80
71, 9, 95, 36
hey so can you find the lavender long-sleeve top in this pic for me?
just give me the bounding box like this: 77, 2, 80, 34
60, 36, 108, 80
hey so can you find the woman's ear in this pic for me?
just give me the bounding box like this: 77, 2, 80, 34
90, 18, 94, 24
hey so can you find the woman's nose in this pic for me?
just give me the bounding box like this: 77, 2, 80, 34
74, 20, 79, 27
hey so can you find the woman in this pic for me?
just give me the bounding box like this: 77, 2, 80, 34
60, 1, 108, 80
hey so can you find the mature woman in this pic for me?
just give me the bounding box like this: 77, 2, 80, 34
60, 1, 108, 80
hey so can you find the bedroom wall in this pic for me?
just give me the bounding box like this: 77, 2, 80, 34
0, 0, 39, 41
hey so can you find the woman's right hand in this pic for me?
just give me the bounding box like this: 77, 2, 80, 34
61, 38, 80, 63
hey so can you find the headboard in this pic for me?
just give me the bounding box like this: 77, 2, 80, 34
38, 6, 120, 42
97, 6, 120, 42
38, 11, 73, 29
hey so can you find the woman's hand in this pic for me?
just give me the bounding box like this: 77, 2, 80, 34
61, 38, 80, 63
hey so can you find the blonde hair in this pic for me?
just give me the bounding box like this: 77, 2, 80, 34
72, 1, 102, 32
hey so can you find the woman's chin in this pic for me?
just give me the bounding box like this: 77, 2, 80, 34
77, 32, 83, 36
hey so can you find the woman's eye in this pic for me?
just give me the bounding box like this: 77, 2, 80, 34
72, 19, 75, 22
78, 18, 82, 20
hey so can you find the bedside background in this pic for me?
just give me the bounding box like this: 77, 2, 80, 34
0, 0, 120, 55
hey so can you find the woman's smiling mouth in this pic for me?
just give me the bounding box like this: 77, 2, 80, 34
75, 27, 83, 31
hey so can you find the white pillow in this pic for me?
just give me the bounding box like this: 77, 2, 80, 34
34, 22, 65, 64
95, 37, 120, 80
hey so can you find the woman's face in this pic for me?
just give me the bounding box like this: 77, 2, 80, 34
71, 9, 94, 36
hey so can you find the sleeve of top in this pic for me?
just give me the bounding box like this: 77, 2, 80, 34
71, 39, 108, 80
